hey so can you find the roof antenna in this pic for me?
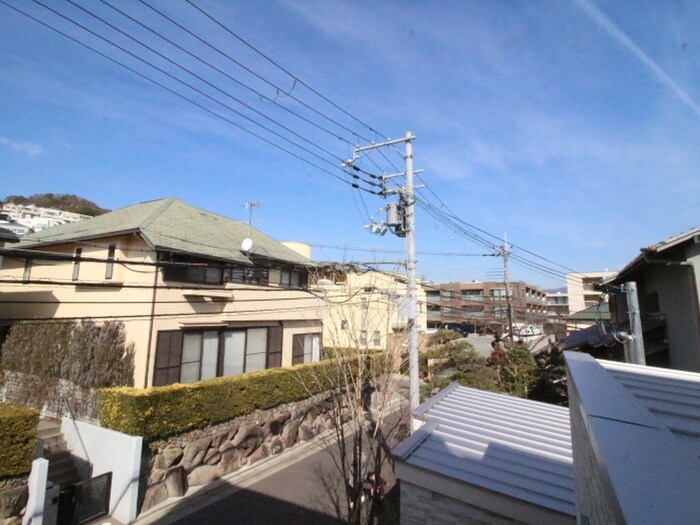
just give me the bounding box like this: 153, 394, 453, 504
242, 201, 260, 252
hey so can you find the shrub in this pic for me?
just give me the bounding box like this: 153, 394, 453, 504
487, 344, 537, 398
100, 357, 368, 440
1, 321, 134, 415
427, 329, 462, 347
530, 346, 568, 406
0, 403, 39, 478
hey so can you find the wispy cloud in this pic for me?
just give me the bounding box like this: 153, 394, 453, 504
575, 0, 700, 119
0, 137, 43, 156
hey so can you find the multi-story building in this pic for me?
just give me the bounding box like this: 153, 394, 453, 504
311, 263, 428, 351
0, 198, 324, 388
426, 281, 548, 334
546, 290, 569, 318
566, 271, 615, 314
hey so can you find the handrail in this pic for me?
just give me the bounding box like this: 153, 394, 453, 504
61, 397, 94, 478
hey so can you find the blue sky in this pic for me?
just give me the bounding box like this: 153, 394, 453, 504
1, 0, 699, 289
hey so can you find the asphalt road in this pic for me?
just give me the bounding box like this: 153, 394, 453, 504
143, 413, 405, 525
164, 444, 347, 525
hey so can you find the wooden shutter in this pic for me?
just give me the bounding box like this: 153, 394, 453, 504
267, 325, 283, 368
153, 330, 183, 386
292, 334, 305, 365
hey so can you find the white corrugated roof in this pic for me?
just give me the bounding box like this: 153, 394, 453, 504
393, 384, 575, 516
566, 353, 700, 524
600, 359, 700, 449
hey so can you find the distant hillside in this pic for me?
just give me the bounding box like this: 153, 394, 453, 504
2, 193, 109, 217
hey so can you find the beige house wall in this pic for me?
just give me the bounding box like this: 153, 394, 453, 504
567, 271, 615, 314
0, 235, 323, 388
315, 269, 427, 351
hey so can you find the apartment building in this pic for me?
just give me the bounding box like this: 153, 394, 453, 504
546, 290, 569, 319
566, 271, 615, 314
426, 281, 548, 334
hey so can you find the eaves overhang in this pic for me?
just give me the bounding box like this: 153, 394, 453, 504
12, 228, 142, 250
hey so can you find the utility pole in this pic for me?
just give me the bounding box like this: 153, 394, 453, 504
353, 131, 421, 417
501, 236, 515, 346
623, 281, 646, 365
404, 133, 419, 415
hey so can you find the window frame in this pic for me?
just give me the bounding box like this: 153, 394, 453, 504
292, 333, 321, 365
105, 244, 116, 280
359, 330, 368, 347
160, 252, 225, 285
22, 259, 31, 282
72, 247, 82, 281
280, 268, 306, 288
153, 325, 284, 386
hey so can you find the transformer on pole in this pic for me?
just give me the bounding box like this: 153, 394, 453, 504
353, 132, 421, 422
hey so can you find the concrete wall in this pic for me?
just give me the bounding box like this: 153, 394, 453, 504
567, 380, 625, 525
634, 262, 700, 371
400, 482, 525, 525
61, 418, 142, 524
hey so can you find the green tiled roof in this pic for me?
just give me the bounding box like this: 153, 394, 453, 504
14, 198, 312, 266
568, 302, 609, 321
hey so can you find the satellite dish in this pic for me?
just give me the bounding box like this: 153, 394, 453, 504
241, 238, 253, 252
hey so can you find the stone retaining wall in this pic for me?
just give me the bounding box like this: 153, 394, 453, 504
0, 477, 28, 525
141, 393, 347, 513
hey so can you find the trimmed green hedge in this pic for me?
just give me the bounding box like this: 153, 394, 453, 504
0, 403, 39, 478
99, 359, 361, 440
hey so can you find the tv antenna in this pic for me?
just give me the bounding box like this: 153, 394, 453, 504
242, 201, 261, 252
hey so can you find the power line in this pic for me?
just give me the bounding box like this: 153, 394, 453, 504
74, 0, 381, 183
413, 177, 579, 275
134, 0, 389, 181
37, 0, 381, 191
122, 1, 371, 158
413, 194, 579, 283
0, 0, 381, 196
309, 243, 497, 257
184, 0, 384, 143
6, 0, 583, 285
182, 0, 406, 176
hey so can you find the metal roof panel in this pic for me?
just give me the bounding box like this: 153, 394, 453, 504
396, 385, 575, 516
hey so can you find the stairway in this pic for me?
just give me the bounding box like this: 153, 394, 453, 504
37, 418, 81, 489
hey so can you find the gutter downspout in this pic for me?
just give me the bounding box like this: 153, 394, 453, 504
143, 262, 159, 388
